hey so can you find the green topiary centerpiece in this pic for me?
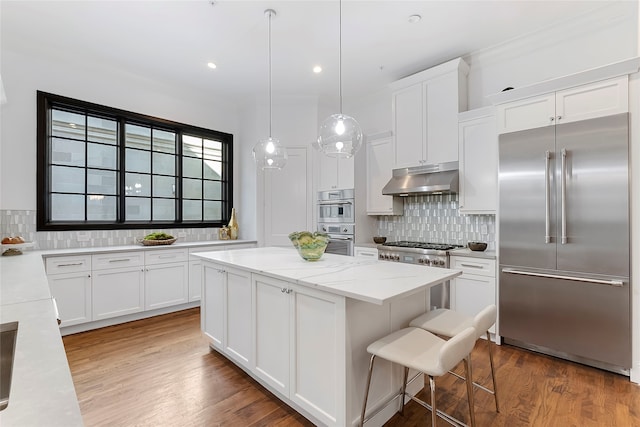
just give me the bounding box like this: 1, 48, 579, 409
288, 231, 330, 261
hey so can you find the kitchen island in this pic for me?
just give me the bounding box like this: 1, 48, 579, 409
193, 247, 462, 427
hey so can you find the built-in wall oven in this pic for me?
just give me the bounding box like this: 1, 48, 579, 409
317, 189, 355, 256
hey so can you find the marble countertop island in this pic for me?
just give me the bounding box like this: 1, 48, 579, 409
193, 246, 462, 305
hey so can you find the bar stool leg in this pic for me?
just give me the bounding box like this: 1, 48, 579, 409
399, 366, 409, 415
360, 355, 376, 427
486, 331, 500, 413
428, 375, 437, 427
463, 356, 477, 427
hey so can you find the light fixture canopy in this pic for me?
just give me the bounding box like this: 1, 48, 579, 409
253, 9, 287, 170
316, 0, 363, 159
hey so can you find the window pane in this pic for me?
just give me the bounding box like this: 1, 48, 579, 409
183, 135, 202, 157
126, 197, 150, 221
204, 160, 222, 180
125, 173, 150, 197
87, 169, 117, 195
183, 156, 201, 178
51, 194, 84, 221
126, 148, 150, 173
183, 200, 202, 221
204, 201, 221, 221
87, 143, 117, 169
204, 180, 221, 200
51, 166, 85, 193
125, 124, 151, 150
51, 138, 85, 167
87, 195, 117, 220
87, 116, 117, 144
52, 110, 85, 139
152, 152, 175, 175
183, 178, 202, 199
153, 176, 175, 198
153, 199, 175, 221
153, 129, 176, 154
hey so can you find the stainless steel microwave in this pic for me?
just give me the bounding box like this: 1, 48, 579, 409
317, 189, 355, 223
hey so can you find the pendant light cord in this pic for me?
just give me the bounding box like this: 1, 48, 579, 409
338, 0, 343, 114
268, 10, 273, 137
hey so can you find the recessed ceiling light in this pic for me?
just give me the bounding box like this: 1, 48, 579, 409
207, 62, 217, 69
313, 65, 322, 73
408, 14, 422, 24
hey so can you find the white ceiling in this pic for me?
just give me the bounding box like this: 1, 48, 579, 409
0, 0, 619, 104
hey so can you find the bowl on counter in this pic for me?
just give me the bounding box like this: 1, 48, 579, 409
468, 241, 488, 252
288, 231, 330, 261
373, 236, 387, 244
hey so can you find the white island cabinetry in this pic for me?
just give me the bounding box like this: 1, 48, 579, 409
196, 247, 461, 426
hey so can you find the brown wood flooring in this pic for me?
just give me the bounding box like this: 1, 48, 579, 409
63, 308, 640, 427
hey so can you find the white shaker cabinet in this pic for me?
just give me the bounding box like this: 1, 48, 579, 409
46, 255, 92, 327
365, 136, 402, 215
318, 154, 355, 191
497, 76, 628, 134
202, 262, 252, 369
144, 248, 189, 311
458, 108, 497, 214
450, 254, 497, 337
354, 246, 379, 259
391, 57, 469, 168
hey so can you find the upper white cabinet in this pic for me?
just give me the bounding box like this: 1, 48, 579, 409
497, 76, 628, 134
458, 108, 497, 214
318, 154, 354, 191
391, 57, 469, 168
365, 135, 402, 215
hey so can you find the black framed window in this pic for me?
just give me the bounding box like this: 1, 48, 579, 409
37, 91, 233, 231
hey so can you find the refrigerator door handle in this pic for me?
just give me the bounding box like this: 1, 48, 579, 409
502, 268, 624, 287
545, 150, 551, 243
561, 148, 568, 244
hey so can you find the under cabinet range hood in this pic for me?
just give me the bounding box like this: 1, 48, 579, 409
382, 162, 458, 196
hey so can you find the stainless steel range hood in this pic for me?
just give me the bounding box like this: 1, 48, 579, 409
382, 162, 458, 196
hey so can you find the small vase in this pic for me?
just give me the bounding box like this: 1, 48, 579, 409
228, 208, 239, 240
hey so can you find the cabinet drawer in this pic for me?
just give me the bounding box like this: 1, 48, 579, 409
46, 255, 91, 275
92, 251, 143, 270
451, 256, 496, 277
189, 245, 227, 255
145, 248, 188, 265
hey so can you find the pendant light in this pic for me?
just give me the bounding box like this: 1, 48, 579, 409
316, 0, 363, 158
253, 9, 287, 170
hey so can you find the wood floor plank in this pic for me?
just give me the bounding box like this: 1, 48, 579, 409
63, 308, 640, 426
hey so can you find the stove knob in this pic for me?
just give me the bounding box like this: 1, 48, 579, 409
384, 255, 390, 260
436, 260, 445, 266
394, 255, 400, 261
343, 227, 348, 233
378, 254, 384, 260
424, 259, 431, 266
418, 258, 424, 264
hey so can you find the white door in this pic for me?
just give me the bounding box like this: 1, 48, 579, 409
92, 266, 144, 320
224, 266, 253, 368
264, 146, 312, 246
145, 262, 189, 310
202, 263, 225, 349
48, 272, 92, 326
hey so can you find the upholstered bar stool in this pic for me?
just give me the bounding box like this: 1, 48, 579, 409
410, 305, 499, 412
360, 326, 477, 427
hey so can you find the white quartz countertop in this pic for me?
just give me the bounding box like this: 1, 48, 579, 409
193, 247, 462, 305
450, 248, 497, 260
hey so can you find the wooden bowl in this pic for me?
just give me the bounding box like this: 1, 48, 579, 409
373, 236, 387, 244
468, 241, 487, 252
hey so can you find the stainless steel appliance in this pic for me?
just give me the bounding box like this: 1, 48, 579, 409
499, 113, 630, 374
382, 161, 458, 196
318, 223, 354, 256
377, 241, 463, 309
317, 189, 355, 223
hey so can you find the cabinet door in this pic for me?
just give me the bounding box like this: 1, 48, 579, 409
225, 266, 253, 368
92, 266, 144, 320
318, 154, 339, 190
459, 114, 497, 213
290, 285, 346, 426
393, 84, 424, 168
253, 275, 291, 396
555, 76, 628, 125
425, 73, 461, 163
145, 262, 188, 310
497, 93, 556, 134
336, 156, 355, 190
354, 246, 378, 259
202, 263, 225, 349
48, 272, 92, 327
188, 260, 202, 302
452, 274, 496, 334
366, 137, 402, 215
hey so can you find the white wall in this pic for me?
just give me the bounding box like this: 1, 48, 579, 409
0, 48, 240, 211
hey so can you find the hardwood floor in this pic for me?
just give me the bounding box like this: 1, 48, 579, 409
63, 308, 640, 426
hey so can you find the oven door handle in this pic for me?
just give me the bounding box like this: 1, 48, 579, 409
328, 236, 354, 241
318, 201, 353, 206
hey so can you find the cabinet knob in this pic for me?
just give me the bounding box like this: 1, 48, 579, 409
557, 115, 562, 121
549, 117, 555, 122
281, 288, 287, 293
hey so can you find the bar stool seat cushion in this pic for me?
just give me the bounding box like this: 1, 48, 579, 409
410, 308, 475, 338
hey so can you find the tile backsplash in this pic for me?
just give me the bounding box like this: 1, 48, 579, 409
0, 210, 222, 250
376, 194, 496, 250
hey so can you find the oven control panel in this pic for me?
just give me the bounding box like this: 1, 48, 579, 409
378, 252, 446, 267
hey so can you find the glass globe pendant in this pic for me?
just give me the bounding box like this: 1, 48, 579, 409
316, 0, 363, 159
253, 9, 287, 171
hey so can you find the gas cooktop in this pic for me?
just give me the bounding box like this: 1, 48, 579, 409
381, 241, 463, 251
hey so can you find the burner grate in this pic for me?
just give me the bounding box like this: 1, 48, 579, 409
382, 241, 463, 251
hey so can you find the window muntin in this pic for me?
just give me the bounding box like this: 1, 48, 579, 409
37, 91, 233, 231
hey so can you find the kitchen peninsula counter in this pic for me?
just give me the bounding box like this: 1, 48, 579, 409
194, 246, 462, 427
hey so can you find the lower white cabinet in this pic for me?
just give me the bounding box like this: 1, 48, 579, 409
202, 263, 252, 369
92, 266, 145, 320
354, 246, 379, 259
144, 262, 189, 310
450, 254, 497, 336
48, 270, 92, 327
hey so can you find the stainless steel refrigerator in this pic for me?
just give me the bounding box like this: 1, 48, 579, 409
499, 113, 630, 375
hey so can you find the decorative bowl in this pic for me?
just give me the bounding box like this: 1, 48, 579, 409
468, 241, 487, 252
139, 238, 177, 246
288, 231, 330, 261
373, 236, 387, 244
